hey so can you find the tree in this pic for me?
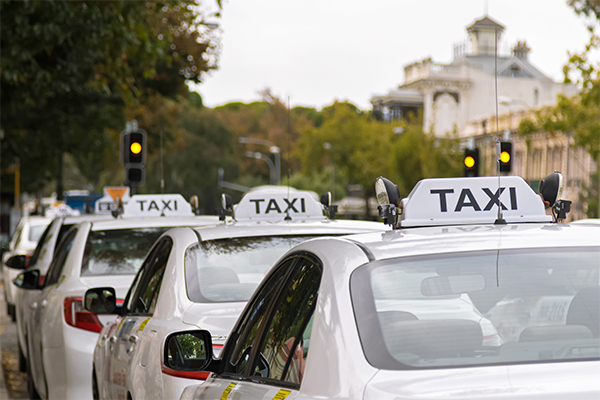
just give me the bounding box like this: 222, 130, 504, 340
0, 0, 220, 195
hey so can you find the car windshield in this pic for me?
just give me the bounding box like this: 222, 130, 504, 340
185, 236, 318, 303
351, 247, 600, 370
81, 228, 168, 276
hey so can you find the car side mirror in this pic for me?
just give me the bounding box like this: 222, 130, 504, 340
163, 330, 214, 378
13, 270, 41, 290
5, 254, 27, 270
84, 287, 117, 314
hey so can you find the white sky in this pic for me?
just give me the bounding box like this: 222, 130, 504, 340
194, 0, 597, 110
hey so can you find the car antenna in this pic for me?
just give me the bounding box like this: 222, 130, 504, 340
285, 96, 292, 221
493, 24, 506, 225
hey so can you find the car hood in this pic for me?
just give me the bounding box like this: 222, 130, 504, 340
182, 302, 246, 345
365, 361, 600, 399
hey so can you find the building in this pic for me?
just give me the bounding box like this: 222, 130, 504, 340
371, 16, 577, 137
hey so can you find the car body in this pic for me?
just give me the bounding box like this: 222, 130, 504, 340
88, 187, 387, 400
177, 175, 600, 400
15, 194, 218, 400
13, 213, 113, 374
2, 215, 52, 319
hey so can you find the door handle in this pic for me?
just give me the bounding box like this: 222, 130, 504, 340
128, 335, 139, 344
30, 302, 38, 310
109, 336, 117, 343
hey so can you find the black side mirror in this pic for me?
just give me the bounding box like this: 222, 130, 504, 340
5, 254, 27, 270
84, 287, 117, 314
163, 330, 215, 378
13, 270, 41, 290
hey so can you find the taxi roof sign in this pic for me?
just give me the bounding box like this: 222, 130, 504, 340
123, 194, 193, 217
95, 187, 131, 214
399, 176, 551, 227
235, 189, 324, 221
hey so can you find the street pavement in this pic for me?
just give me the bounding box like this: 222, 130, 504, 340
0, 268, 28, 399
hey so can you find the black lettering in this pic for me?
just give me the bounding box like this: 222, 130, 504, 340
136, 200, 147, 211
265, 199, 282, 213
301, 198, 306, 212
483, 188, 507, 211
283, 198, 299, 213
430, 189, 454, 212
249, 199, 264, 214
510, 187, 517, 210
455, 189, 481, 211
162, 200, 173, 211
148, 201, 160, 211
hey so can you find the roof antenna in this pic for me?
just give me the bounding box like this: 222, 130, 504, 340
285, 96, 292, 221
493, 24, 507, 225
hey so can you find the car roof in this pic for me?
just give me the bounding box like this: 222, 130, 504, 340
88, 215, 220, 231
339, 222, 600, 262
192, 219, 387, 241
19, 215, 54, 226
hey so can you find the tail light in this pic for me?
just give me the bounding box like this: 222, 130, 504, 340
64, 297, 103, 333
161, 344, 222, 381
24, 254, 32, 269
38, 275, 45, 286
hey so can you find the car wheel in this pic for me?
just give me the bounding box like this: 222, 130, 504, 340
92, 368, 100, 400
18, 340, 26, 373
26, 346, 41, 400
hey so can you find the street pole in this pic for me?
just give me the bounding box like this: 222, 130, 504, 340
239, 138, 281, 185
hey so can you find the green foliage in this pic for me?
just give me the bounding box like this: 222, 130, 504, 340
0, 0, 220, 193
568, 0, 600, 20
580, 170, 600, 218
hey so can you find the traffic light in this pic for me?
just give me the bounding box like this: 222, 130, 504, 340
499, 141, 512, 173
121, 130, 147, 185
464, 148, 479, 177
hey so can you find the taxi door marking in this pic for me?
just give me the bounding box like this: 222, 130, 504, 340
138, 318, 151, 331
220, 382, 237, 400
273, 389, 291, 400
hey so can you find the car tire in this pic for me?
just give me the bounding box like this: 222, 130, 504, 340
18, 340, 26, 373
26, 346, 41, 400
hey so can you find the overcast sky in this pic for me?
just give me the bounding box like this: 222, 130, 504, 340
193, 0, 597, 110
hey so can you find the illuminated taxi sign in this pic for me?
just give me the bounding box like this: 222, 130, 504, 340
235, 190, 324, 221
46, 203, 80, 218
123, 194, 193, 217
400, 176, 551, 227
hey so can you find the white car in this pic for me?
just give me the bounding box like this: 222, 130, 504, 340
13, 213, 113, 375
85, 187, 387, 400
177, 174, 600, 400
2, 215, 52, 320
14, 194, 218, 400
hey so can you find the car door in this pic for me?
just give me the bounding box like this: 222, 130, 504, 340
28, 226, 79, 399
107, 237, 173, 400
199, 253, 323, 400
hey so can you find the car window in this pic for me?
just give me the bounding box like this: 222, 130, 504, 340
130, 238, 172, 315
253, 256, 322, 386
44, 228, 78, 286
123, 241, 164, 313
29, 222, 55, 266
28, 224, 47, 242
80, 228, 167, 276
55, 223, 75, 254
224, 259, 295, 377
351, 246, 600, 370
184, 236, 320, 303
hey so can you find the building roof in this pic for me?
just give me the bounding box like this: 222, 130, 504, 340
467, 16, 505, 32
450, 55, 552, 81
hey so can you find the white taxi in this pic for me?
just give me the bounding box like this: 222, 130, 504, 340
85, 187, 387, 400
175, 173, 600, 400
13, 194, 218, 400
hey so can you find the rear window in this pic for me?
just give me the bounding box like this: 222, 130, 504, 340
351, 247, 600, 370
184, 236, 318, 303
28, 224, 47, 242
81, 228, 168, 276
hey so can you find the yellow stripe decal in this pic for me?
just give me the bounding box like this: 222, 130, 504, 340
273, 389, 291, 400
138, 318, 151, 331
220, 382, 236, 400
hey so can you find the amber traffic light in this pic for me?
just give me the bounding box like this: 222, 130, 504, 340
499, 141, 512, 173
464, 148, 479, 177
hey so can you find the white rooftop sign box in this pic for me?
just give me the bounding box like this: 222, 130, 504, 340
124, 194, 194, 217
46, 203, 80, 218
235, 189, 324, 221
400, 176, 551, 227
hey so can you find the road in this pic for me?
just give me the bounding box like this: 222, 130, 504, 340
0, 268, 29, 400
